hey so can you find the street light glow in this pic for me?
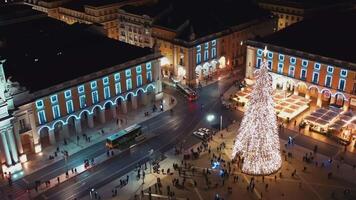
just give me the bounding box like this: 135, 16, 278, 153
206, 114, 215, 122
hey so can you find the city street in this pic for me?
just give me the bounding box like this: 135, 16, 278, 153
1, 75, 356, 200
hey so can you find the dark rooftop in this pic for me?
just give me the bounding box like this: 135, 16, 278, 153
0, 4, 45, 25
0, 17, 152, 93
61, 0, 129, 11
120, 0, 171, 18
255, 10, 356, 64
153, 0, 271, 42
258, 0, 356, 9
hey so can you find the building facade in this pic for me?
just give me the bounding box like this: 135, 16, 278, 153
25, 0, 153, 40
118, 0, 276, 86
245, 42, 355, 110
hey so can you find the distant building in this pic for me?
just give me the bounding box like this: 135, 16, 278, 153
0, 5, 162, 175
25, 0, 154, 40
256, 0, 355, 30
119, 0, 276, 86
245, 10, 356, 110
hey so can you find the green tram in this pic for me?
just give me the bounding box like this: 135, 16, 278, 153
106, 124, 144, 149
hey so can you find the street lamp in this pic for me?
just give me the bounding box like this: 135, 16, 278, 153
206, 114, 215, 122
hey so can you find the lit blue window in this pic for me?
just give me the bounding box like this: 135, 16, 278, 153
79, 95, 86, 108
302, 60, 308, 67
288, 66, 295, 77
257, 49, 263, 57
300, 69, 307, 80
314, 63, 321, 70
137, 75, 142, 86
196, 53, 201, 64
91, 81, 97, 89
340, 69, 348, 77
204, 42, 209, 49
36, 100, 44, 109
115, 82, 122, 94
211, 40, 216, 46
52, 105, 61, 119
204, 50, 209, 61
66, 100, 74, 114
147, 71, 152, 82
126, 79, 132, 90
92, 91, 99, 104
278, 54, 284, 61
146, 62, 152, 70
78, 85, 85, 94
114, 73, 120, 82
267, 60, 272, 70
125, 69, 131, 77
278, 63, 284, 74
104, 86, 110, 99
312, 72, 319, 84
290, 57, 296, 65
196, 45, 201, 52
103, 77, 109, 86
211, 47, 216, 58
338, 79, 346, 91
256, 58, 262, 68
64, 90, 72, 99
268, 52, 273, 59
37, 110, 46, 124
327, 66, 334, 74
325, 75, 332, 87
136, 65, 142, 74
50, 95, 58, 104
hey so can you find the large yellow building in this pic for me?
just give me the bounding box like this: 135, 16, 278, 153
119, 0, 277, 86
25, 0, 153, 40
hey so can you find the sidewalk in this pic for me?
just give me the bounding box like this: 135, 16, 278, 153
78, 149, 181, 200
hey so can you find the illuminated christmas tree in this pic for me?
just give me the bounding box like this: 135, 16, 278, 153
232, 47, 282, 175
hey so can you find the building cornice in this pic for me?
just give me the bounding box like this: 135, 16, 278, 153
246, 40, 356, 71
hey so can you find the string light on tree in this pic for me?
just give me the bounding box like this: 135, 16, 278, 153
232, 46, 282, 175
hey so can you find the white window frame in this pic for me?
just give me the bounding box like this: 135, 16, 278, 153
78, 85, 85, 94
64, 90, 71, 99
146, 62, 152, 70
338, 78, 346, 91
126, 79, 132, 91
50, 95, 58, 104
66, 100, 74, 114
79, 95, 86, 108
92, 91, 99, 104
257, 49, 263, 56
268, 52, 273, 59
256, 58, 262, 68
137, 74, 142, 86
300, 68, 307, 80
302, 59, 308, 67
104, 86, 111, 99
340, 69, 348, 77
325, 75, 332, 87
36, 100, 44, 109
211, 47, 216, 58
290, 57, 296, 65
114, 73, 120, 82
278, 54, 284, 61
204, 50, 209, 61
312, 72, 319, 83
288, 65, 295, 77
314, 63, 321, 70
136, 65, 142, 74
91, 81, 97, 89
52, 105, 61, 119
327, 66, 334, 74
277, 63, 284, 74
115, 82, 122, 94
125, 69, 131, 77
37, 110, 46, 124
267, 60, 272, 70
103, 77, 109, 85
